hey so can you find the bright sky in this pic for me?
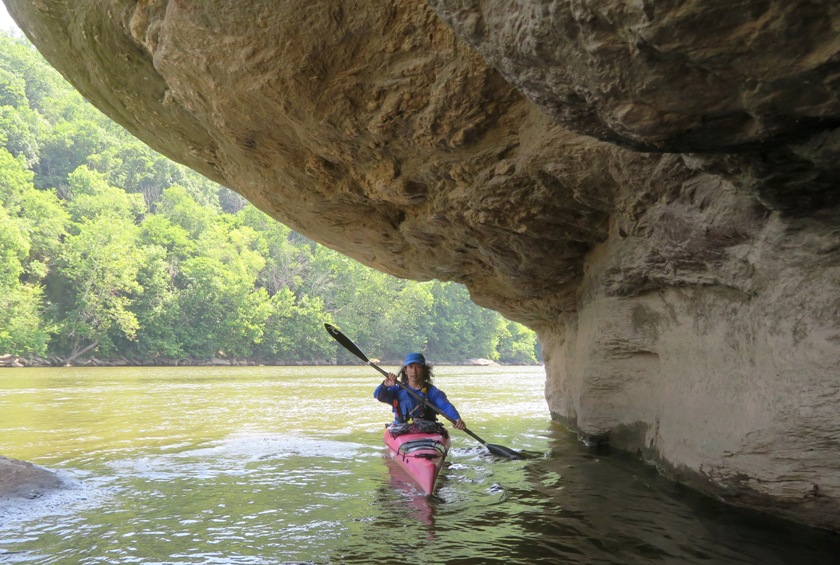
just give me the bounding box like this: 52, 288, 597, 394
0, 4, 21, 33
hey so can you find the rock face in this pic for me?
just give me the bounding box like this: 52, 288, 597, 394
5, 0, 840, 530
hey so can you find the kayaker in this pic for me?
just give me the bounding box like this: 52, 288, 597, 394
374, 352, 467, 431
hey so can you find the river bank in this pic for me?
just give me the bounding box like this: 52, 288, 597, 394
0, 353, 515, 368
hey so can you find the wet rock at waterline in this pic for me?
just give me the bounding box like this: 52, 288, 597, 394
5, 0, 840, 530
0, 456, 63, 501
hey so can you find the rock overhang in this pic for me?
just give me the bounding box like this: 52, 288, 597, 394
5, 0, 840, 530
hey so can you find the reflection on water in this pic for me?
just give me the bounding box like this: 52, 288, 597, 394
1, 366, 839, 564
383, 462, 439, 527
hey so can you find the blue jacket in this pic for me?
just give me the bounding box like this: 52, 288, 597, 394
373, 382, 461, 423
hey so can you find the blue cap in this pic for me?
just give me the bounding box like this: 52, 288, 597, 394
404, 352, 426, 366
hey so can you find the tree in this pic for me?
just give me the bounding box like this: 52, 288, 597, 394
0, 32, 66, 113
0, 105, 42, 167
203, 220, 266, 284
258, 289, 333, 362
65, 166, 145, 223
383, 282, 434, 358
139, 213, 196, 260
52, 169, 146, 360
0, 57, 29, 107
156, 185, 213, 240
496, 320, 539, 364
0, 204, 29, 299
90, 139, 176, 208
0, 148, 65, 356
14, 182, 67, 271
313, 252, 401, 360
53, 215, 143, 359
0, 147, 35, 212
238, 205, 311, 295
35, 119, 111, 192
0, 281, 51, 356
175, 256, 271, 360
427, 281, 505, 361
128, 244, 186, 360
219, 186, 248, 213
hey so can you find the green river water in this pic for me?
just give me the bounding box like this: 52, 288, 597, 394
1, 365, 838, 564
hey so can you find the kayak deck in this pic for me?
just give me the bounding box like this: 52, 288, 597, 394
383, 425, 450, 495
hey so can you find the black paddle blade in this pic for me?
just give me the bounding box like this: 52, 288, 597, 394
324, 323, 369, 363
486, 443, 528, 460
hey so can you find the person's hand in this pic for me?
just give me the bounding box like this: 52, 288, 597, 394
453, 418, 466, 430
383, 372, 397, 387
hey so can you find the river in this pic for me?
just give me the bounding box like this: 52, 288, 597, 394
1, 365, 838, 564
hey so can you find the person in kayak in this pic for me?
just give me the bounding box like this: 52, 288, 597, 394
374, 352, 467, 430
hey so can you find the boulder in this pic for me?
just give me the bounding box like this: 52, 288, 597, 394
0, 456, 62, 501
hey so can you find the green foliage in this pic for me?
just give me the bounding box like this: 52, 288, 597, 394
384, 283, 434, 356
0, 34, 66, 113
0, 147, 64, 355
66, 166, 146, 223
0, 104, 42, 167
427, 282, 505, 361
0, 66, 28, 107
0, 30, 541, 365
259, 290, 335, 362
156, 185, 213, 239
55, 215, 144, 354
176, 256, 270, 359
15, 181, 67, 262
90, 140, 173, 206
139, 214, 196, 259
130, 244, 186, 359
0, 282, 51, 356
0, 146, 34, 211
0, 205, 28, 287
496, 321, 539, 364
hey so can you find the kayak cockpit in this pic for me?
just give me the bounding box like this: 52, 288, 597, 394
384, 424, 451, 494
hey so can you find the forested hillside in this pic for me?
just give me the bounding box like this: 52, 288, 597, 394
0, 32, 539, 366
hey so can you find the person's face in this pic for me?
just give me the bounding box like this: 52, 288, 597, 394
406, 363, 423, 384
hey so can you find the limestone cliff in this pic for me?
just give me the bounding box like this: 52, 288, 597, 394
5, 0, 839, 530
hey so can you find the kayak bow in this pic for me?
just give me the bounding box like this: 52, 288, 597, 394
384, 425, 450, 495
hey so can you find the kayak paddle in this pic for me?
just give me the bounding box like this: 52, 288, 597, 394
324, 322, 526, 459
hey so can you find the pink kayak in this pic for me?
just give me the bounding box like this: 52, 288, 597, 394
383, 425, 450, 495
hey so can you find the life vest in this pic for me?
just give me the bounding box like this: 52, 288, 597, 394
405, 386, 437, 423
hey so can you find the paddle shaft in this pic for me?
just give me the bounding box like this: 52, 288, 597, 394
325, 323, 492, 446
368, 357, 492, 447
324, 323, 525, 458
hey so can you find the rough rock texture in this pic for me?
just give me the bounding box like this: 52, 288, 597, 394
0, 456, 63, 501
5, 0, 840, 530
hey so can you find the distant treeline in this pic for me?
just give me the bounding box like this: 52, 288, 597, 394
0, 32, 539, 366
